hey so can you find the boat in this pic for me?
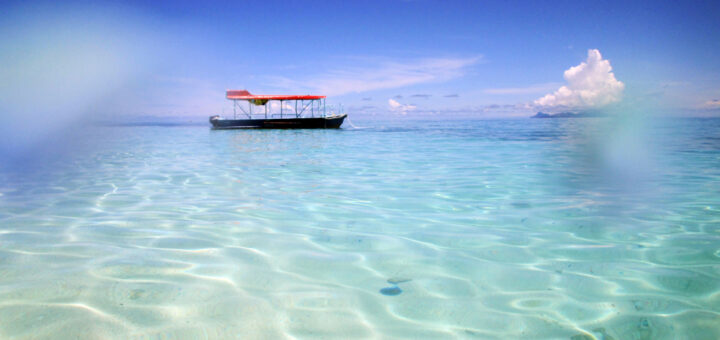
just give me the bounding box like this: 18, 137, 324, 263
209, 90, 347, 129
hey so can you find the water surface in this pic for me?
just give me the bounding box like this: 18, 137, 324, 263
1, 117, 718, 339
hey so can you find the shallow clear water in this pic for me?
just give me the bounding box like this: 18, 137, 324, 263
1, 117, 719, 339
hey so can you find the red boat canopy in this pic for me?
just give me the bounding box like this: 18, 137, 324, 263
226, 90, 325, 101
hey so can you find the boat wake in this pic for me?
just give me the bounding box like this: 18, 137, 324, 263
344, 116, 369, 130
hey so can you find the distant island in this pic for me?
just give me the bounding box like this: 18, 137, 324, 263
531, 111, 605, 118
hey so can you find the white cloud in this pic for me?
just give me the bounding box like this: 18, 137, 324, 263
535, 49, 624, 109
261, 101, 294, 113
484, 83, 562, 95
267, 56, 481, 96
388, 98, 416, 114
702, 99, 720, 109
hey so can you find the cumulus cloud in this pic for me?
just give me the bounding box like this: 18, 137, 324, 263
535, 49, 624, 109
388, 98, 416, 114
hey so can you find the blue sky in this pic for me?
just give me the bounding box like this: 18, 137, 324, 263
2, 0, 720, 120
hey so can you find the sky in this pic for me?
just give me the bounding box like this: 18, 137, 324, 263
1, 0, 720, 123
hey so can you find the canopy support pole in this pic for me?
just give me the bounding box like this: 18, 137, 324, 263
235, 100, 250, 118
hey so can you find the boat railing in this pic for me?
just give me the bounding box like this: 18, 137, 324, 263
229, 97, 343, 119
324, 104, 345, 117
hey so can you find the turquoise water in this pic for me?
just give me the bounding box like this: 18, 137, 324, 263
1, 117, 719, 339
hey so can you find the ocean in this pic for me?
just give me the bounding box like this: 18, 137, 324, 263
0, 116, 718, 339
